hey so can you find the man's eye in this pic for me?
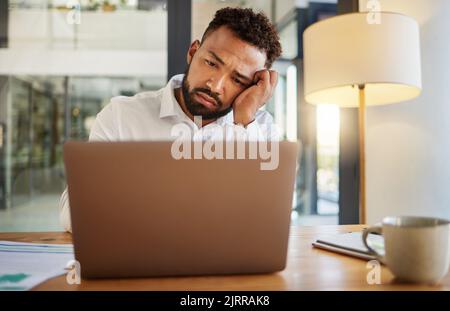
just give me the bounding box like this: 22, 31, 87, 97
233, 78, 245, 86
205, 60, 216, 67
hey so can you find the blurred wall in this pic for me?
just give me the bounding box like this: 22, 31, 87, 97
359, 0, 450, 223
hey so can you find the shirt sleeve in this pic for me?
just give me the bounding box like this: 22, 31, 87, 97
241, 110, 280, 141
88, 101, 120, 141
223, 110, 280, 142
59, 101, 119, 232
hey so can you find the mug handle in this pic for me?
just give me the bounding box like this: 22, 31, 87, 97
362, 225, 386, 264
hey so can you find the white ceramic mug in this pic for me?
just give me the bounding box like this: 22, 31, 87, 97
362, 216, 450, 284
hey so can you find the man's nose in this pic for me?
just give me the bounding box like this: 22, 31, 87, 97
206, 75, 225, 95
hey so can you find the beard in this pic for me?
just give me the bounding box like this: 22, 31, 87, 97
181, 65, 232, 120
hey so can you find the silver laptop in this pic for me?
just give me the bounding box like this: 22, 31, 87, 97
64, 141, 300, 278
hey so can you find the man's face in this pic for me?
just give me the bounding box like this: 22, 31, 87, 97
181, 26, 267, 120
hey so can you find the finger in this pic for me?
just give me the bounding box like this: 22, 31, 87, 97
268, 70, 278, 97
269, 70, 278, 87
253, 69, 270, 85
257, 71, 271, 94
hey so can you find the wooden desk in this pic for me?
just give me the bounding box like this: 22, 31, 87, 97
1, 225, 449, 291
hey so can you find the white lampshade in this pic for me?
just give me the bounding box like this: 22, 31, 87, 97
303, 12, 422, 107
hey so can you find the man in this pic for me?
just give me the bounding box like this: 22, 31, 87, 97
60, 7, 282, 232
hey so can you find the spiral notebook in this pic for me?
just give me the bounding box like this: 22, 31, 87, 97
312, 232, 385, 261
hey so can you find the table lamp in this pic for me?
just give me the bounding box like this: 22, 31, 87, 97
303, 12, 422, 224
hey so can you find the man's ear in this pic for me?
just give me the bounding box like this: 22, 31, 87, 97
187, 40, 201, 65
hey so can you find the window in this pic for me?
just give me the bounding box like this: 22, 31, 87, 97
0, 0, 168, 231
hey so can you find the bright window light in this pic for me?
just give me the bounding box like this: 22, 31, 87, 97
286, 65, 297, 141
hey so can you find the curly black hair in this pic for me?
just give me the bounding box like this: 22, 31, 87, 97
201, 7, 282, 68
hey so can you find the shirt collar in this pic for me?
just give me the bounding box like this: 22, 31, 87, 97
159, 74, 185, 119
159, 74, 234, 125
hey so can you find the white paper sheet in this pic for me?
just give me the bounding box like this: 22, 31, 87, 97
0, 241, 74, 291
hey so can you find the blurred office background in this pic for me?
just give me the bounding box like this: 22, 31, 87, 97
0, 0, 342, 231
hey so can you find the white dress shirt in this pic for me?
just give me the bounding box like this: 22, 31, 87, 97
59, 74, 278, 232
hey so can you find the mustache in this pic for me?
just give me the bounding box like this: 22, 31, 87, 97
191, 88, 222, 107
